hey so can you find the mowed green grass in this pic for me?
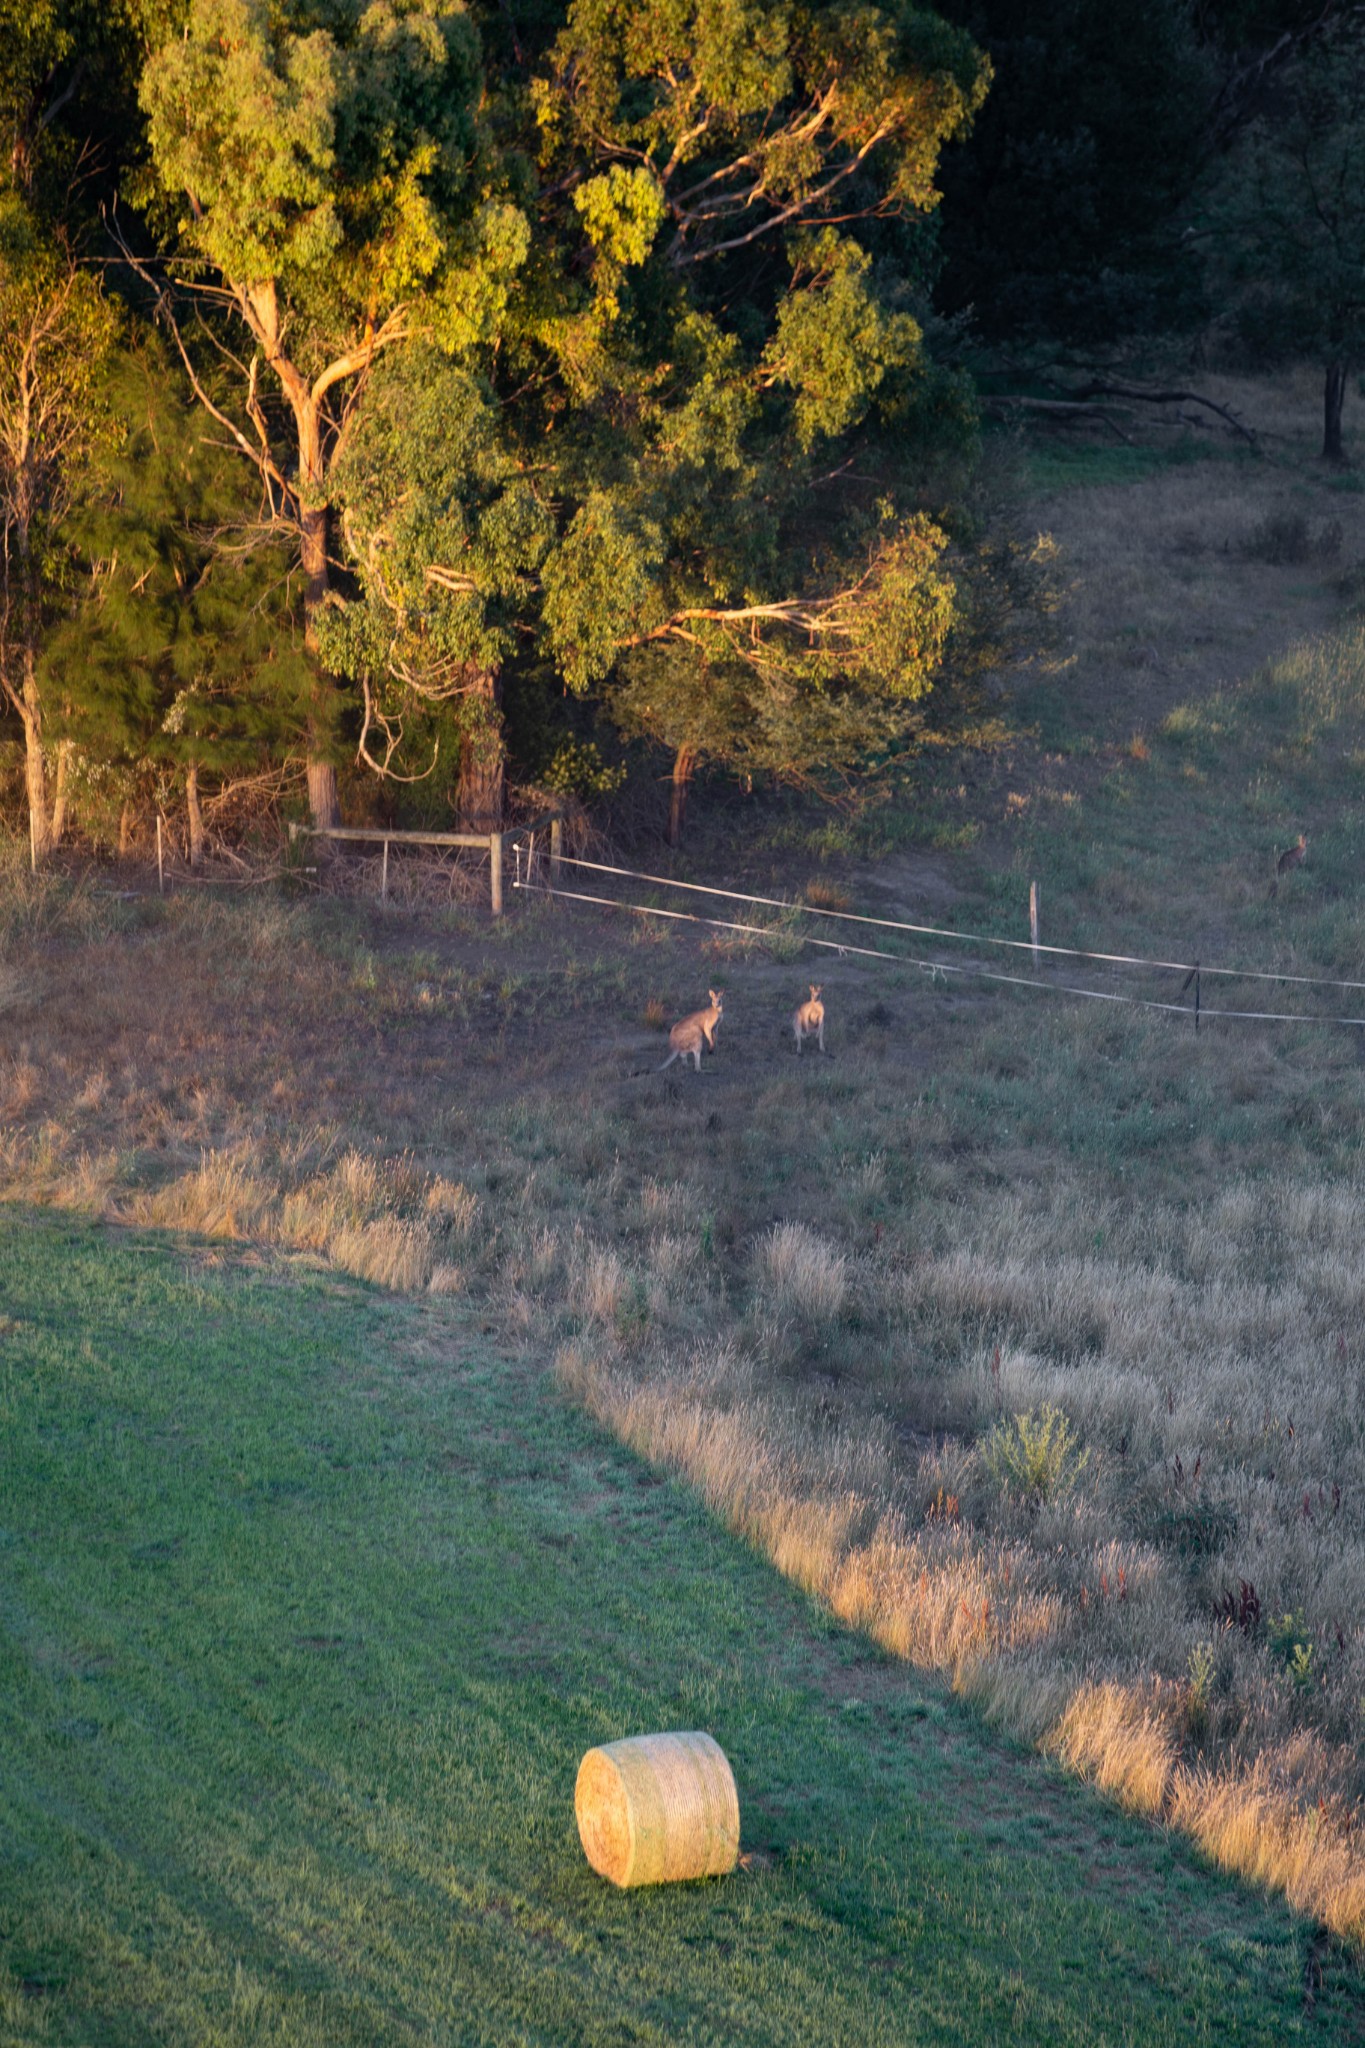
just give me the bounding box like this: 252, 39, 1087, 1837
0, 1210, 1357, 2047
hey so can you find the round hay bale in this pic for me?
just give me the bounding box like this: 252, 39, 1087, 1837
574, 1730, 740, 1888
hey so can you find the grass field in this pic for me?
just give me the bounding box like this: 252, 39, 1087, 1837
6, 372, 1365, 1987
6, 1207, 1356, 2044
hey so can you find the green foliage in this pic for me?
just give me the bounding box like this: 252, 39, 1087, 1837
762, 232, 924, 452
318, 346, 552, 782
537, 733, 626, 799
139, 0, 483, 311
1267, 1611, 1317, 1690
517, 0, 989, 825
983, 1402, 1089, 1505
44, 338, 308, 833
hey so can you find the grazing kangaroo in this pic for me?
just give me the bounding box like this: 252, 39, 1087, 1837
659, 990, 724, 1073
792, 984, 825, 1055
1269, 833, 1307, 899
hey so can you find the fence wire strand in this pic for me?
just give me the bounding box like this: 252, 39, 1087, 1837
514, 870, 1365, 1030
549, 853, 1365, 993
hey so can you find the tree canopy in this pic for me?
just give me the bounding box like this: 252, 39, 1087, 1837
3, 0, 1356, 861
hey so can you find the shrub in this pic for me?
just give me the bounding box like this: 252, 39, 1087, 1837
982, 1403, 1088, 1506
1239, 512, 1342, 566
757, 1222, 848, 1321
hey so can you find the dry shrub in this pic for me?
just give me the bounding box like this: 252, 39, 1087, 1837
130, 1152, 275, 1240
330, 1216, 436, 1292
1047, 1682, 1176, 1817
571, 1243, 626, 1324
2, 1056, 40, 1115
757, 1222, 847, 1321
1170, 1761, 1365, 1933
424, 1177, 478, 1233
1239, 510, 1342, 567
803, 877, 854, 913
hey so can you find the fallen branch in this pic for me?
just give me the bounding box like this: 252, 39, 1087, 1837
980, 396, 1138, 445
1066, 382, 1258, 447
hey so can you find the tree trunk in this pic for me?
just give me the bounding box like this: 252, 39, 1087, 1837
456, 667, 505, 832
50, 739, 72, 847
22, 704, 51, 867
667, 744, 696, 848
11, 527, 52, 865
186, 761, 205, 868
296, 393, 340, 832
1323, 360, 1348, 462
19, 629, 53, 865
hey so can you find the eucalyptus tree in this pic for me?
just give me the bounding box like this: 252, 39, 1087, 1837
136, 0, 519, 828
1213, 22, 1365, 460
316, 347, 552, 830
0, 203, 118, 860
524, 0, 988, 839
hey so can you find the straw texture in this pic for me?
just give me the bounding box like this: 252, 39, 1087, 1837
574, 1731, 740, 1887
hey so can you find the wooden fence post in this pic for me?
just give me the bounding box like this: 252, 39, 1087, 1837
550, 815, 562, 889
380, 836, 389, 906
1029, 879, 1040, 967
489, 831, 503, 916
157, 815, 165, 897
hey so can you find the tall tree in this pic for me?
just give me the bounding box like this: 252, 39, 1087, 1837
522, 0, 987, 839
317, 346, 552, 828
0, 0, 144, 861
47, 337, 310, 860
1211, 21, 1365, 461
0, 202, 117, 862
136, 0, 509, 829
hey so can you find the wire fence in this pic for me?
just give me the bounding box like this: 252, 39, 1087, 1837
510, 845, 1365, 1032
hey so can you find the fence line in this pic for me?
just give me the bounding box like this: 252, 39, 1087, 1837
552, 853, 1365, 994
514, 878, 1365, 1029
290, 813, 563, 916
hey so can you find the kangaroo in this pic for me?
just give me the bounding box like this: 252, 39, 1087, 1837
792, 984, 825, 1056
1269, 833, 1307, 899
658, 990, 724, 1072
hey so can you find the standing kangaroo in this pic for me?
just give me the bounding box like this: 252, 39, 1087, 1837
792, 984, 825, 1055
659, 990, 724, 1072
1269, 833, 1307, 899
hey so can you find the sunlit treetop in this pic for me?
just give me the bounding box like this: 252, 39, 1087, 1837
139, 0, 488, 328
532, 0, 989, 269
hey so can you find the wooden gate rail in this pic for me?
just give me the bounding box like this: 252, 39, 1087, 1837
288, 814, 562, 916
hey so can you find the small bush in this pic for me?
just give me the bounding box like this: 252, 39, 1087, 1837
757, 1222, 848, 1321
982, 1403, 1088, 1506
1266, 1611, 1316, 1691
330, 1217, 436, 1292
1239, 512, 1342, 567
803, 877, 854, 913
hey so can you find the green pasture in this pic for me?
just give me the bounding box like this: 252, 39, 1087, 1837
0, 1210, 1358, 2044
